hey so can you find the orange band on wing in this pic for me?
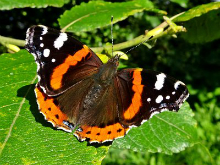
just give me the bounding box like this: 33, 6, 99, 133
35, 85, 71, 132
123, 70, 144, 120
74, 123, 129, 143
50, 45, 91, 90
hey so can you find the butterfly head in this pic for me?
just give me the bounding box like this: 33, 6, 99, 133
107, 54, 120, 67
95, 54, 120, 85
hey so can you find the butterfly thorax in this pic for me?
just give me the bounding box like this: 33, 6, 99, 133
95, 55, 119, 86
82, 56, 119, 111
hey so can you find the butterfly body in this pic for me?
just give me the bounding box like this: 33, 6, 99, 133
25, 25, 189, 143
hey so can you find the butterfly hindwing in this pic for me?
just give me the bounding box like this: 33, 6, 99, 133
35, 84, 73, 132
70, 68, 189, 143
74, 81, 130, 143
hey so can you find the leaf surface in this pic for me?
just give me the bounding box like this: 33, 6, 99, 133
0, 50, 108, 165
0, 0, 68, 10
173, 2, 220, 43
173, 2, 220, 22
0, 50, 197, 165
58, 0, 156, 32
112, 102, 197, 155
181, 9, 220, 43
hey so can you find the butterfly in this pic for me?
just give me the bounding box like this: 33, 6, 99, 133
25, 25, 189, 143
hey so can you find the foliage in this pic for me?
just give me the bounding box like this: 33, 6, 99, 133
112, 102, 197, 155
58, 0, 156, 33
0, 0, 69, 10
0, 50, 108, 164
0, 0, 220, 165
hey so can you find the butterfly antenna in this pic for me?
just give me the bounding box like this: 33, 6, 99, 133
125, 35, 154, 54
111, 16, 114, 57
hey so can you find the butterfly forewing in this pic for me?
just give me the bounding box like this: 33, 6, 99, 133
25, 25, 102, 96
116, 69, 189, 127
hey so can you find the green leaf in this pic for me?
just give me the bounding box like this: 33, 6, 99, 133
58, 0, 155, 33
173, 2, 220, 22
0, 50, 197, 163
112, 102, 198, 155
170, 0, 189, 8
0, 0, 69, 10
181, 9, 220, 43
173, 2, 220, 43
0, 50, 108, 164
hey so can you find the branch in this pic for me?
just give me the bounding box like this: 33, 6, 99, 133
0, 13, 185, 54
91, 12, 185, 53
0, 35, 25, 47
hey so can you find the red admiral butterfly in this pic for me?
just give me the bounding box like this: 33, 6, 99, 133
25, 25, 189, 143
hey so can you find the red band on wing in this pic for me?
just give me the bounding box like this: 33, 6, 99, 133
74, 123, 129, 143
35, 85, 72, 132
123, 69, 144, 120
50, 45, 91, 90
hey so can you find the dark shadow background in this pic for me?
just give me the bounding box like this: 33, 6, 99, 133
17, 84, 55, 129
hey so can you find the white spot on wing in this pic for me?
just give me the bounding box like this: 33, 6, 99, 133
39, 25, 48, 35
40, 43, 44, 47
40, 37, 43, 40
156, 95, 163, 103
51, 58, 56, 62
172, 91, 175, 95
26, 27, 34, 45
155, 73, 166, 90
166, 95, 170, 99
37, 75, 41, 82
43, 49, 50, 57
54, 33, 68, 50
147, 98, 151, 102
25, 28, 31, 44
174, 81, 185, 90
161, 109, 168, 112
150, 111, 160, 119
141, 119, 148, 124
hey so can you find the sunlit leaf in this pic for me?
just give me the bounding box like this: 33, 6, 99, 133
0, 50, 108, 165
0, 0, 69, 10
173, 2, 220, 43
182, 8, 220, 43
173, 2, 220, 22
112, 102, 198, 155
58, 0, 156, 33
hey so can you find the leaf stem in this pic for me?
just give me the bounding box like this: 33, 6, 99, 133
195, 142, 214, 165
0, 35, 25, 47
0, 13, 185, 53
91, 14, 186, 53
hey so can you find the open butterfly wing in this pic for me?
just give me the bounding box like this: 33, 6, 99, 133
25, 25, 102, 96
25, 25, 189, 144
116, 68, 189, 127
73, 68, 189, 143
73, 81, 129, 143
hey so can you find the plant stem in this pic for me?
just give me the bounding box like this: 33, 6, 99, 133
0, 35, 25, 47
0, 13, 185, 53
91, 27, 169, 53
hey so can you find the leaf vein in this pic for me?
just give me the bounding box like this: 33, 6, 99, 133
0, 75, 37, 156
